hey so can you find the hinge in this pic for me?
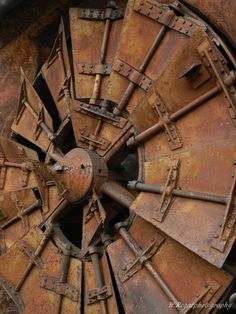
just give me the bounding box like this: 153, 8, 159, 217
11, 194, 30, 232
198, 39, 236, 126
18, 240, 44, 268
87, 283, 112, 305
79, 7, 125, 21
120, 239, 163, 283
113, 59, 154, 92
79, 128, 111, 151
133, 0, 197, 36
211, 164, 236, 252
40, 275, 79, 302
153, 158, 180, 222
77, 63, 112, 75
75, 102, 127, 128
149, 93, 182, 150
0, 276, 24, 313
179, 62, 212, 89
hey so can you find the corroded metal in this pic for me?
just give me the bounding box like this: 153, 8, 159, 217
1, 0, 236, 312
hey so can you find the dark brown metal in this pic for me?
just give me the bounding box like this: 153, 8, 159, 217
102, 181, 135, 208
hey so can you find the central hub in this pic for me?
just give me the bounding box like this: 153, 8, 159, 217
53, 148, 108, 202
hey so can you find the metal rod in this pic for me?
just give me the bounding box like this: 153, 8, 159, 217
15, 227, 51, 291
113, 25, 168, 116
118, 226, 181, 307
127, 85, 220, 147
128, 181, 227, 204
90, 18, 111, 105
1, 199, 42, 229
91, 252, 107, 314
102, 181, 135, 208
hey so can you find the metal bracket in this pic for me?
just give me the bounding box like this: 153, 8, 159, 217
85, 194, 106, 224
113, 59, 154, 92
11, 193, 29, 232
120, 239, 163, 283
0, 276, 24, 313
153, 158, 180, 223
75, 102, 126, 128
18, 240, 44, 268
87, 283, 112, 305
79, 7, 125, 21
149, 93, 182, 150
198, 39, 236, 127
211, 165, 236, 252
79, 128, 111, 151
40, 275, 79, 302
133, 0, 197, 37
57, 77, 70, 102
179, 62, 212, 89
77, 63, 112, 75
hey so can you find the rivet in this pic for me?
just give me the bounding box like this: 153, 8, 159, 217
208, 47, 212, 52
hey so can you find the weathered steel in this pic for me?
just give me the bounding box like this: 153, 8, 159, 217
0, 225, 82, 313
1, 0, 236, 312
84, 247, 119, 314
42, 20, 71, 121
11, 70, 56, 153
108, 216, 233, 314
106, 0, 202, 116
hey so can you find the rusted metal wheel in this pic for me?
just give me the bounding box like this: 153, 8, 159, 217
0, 0, 236, 313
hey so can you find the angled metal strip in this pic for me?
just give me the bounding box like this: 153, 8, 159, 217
133, 0, 198, 36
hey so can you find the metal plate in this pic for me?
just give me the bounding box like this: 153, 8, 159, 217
105, 0, 201, 116
70, 4, 125, 101
42, 20, 71, 121
108, 216, 232, 314
11, 70, 55, 153
0, 225, 82, 313
84, 249, 119, 314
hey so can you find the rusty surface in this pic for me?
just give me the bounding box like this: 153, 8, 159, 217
181, 0, 236, 50
0, 0, 236, 313
108, 216, 233, 314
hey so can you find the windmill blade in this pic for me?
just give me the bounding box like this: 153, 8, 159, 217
83, 247, 119, 314
69, 1, 131, 156
127, 33, 236, 267
41, 19, 71, 122
70, 1, 126, 102
0, 225, 82, 314
107, 216, 233, 314
11, 70, 56, 154
105, 0, 205, 116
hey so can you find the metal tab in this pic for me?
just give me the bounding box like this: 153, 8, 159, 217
153, 158, 180, 222
40, 275, 79, 302
113, 58, 154, 92
149, 93, 182, 150
77, 63, 112, 75
87, 283, 112, 305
